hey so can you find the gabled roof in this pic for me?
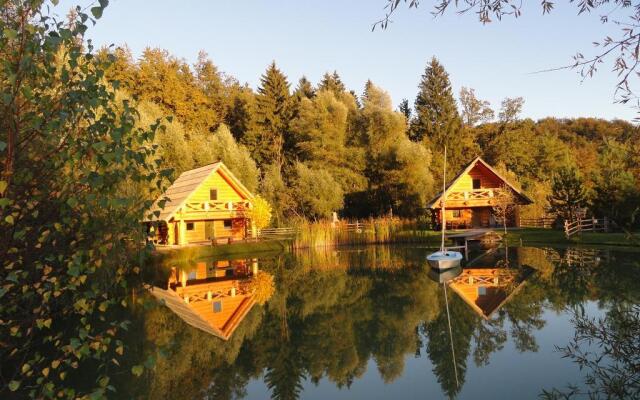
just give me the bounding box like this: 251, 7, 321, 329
149, 285, 255, 340
146, 162, 254, 222
426, 156, 533, 209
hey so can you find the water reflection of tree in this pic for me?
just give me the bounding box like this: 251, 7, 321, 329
423, 291, 477, 399
121, 245, 637, 400
542, 257, 640, 399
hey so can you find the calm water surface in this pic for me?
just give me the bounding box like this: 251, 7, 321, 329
123, 245, 639, 399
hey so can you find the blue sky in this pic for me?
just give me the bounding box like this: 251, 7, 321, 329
56, 0, 635, 121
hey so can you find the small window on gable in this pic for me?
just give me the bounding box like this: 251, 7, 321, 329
210, 189, 218, 201
451, 210, 461, 218
223, 220, 232, 230
472, 179, 481, 189
186, 222, 194, 231
213, 301, 222, 313
478, 287, 487, 296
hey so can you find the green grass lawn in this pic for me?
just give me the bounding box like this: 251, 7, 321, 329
503, 228, 640, 249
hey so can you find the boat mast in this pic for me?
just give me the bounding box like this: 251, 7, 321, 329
444, 283, 459, 390
441, 146, 447, 252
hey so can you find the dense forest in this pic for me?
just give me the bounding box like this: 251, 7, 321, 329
102, 46, 640, 227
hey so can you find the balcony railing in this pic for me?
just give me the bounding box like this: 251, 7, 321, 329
445, 189, 495, 201
179, 200, 252, 216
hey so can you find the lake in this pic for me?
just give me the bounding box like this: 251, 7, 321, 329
116, 244, 639, 399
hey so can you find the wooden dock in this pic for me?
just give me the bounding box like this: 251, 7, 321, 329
444, 229, 503, 258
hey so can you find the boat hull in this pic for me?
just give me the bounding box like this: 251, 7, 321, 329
427, 251, 463, 271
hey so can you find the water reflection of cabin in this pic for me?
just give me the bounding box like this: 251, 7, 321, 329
144, 162, 255, 245
426, 157, 532, 229
448, 266, 533, 319
152, 259, 259, 340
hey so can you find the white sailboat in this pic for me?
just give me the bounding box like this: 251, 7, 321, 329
427, 146, 463, 271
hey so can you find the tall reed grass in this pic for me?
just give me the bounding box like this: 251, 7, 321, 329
291, 217, 440, 249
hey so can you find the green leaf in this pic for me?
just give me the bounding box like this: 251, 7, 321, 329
131, 365, 143, 377
90, 6, 103, 19
5, 215, 14, 224
0, 180, 7, 194
3, 29, 17, 39
0, 141, 6, 151
8, 380, 20, 391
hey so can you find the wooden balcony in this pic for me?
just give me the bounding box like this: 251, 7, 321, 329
176, 200, 251, 219
442, 189, 495, 207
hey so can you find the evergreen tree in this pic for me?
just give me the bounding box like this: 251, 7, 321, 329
318, 70, 346, 95
548, 166, 588, 221
410, 58, 471, 178
251, 62, 293, 167
398, 98, 412, 121
411, 57, 461, 145
293, 76, 315, 100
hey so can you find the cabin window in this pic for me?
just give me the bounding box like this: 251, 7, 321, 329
188, 271, 197, 281
210, 189, 218, 201
478, 287, 487, 296
472, 178, 481, 189
225, 268, 235, 277
213, 301, 222, 313
451, 210, 461, 218
186, 222, 194, 231
223, 219, 233, 230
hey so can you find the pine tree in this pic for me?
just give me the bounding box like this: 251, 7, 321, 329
411, 57, 461, 144
318, 70, 346, 95
411, 57, 468, 177
251, 61, 293, 168
548, 166, 588, 221
293, 76, 315, 100
398, 98, 411, 121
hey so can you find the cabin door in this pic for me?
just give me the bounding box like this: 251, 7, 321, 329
472, 210, 482, 227
205, 221, 216, 241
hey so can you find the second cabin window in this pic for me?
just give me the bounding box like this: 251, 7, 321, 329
186, 222, 194, 231
451, 210, 461, 218
210, 189, 218, 201
223, 220, 232, 230
472, 178, 481, 190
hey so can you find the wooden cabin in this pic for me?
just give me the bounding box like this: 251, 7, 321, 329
152, 259, 262, 340
145, 162, 254, 245
426, 157, 532, 229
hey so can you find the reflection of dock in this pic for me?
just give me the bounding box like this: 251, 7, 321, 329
150, 259, 260, 340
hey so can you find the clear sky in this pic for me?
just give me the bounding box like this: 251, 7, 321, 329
56, 0, 636, 121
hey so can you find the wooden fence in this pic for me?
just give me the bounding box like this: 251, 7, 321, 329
257, 227, 298, 240
564, 217, 609, 237
519, 217, 556, 228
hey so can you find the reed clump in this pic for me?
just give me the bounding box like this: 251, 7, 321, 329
292, 217, 439, 249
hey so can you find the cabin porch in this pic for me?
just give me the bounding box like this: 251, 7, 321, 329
432, 206, 520, 229
147, 217, 250, 245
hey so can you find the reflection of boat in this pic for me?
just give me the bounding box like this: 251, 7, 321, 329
428, 146, 463, 271
427, 266, 462, 283
150, 258, 266, 340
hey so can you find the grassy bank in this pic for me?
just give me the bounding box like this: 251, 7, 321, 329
503, 228, 640, 249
